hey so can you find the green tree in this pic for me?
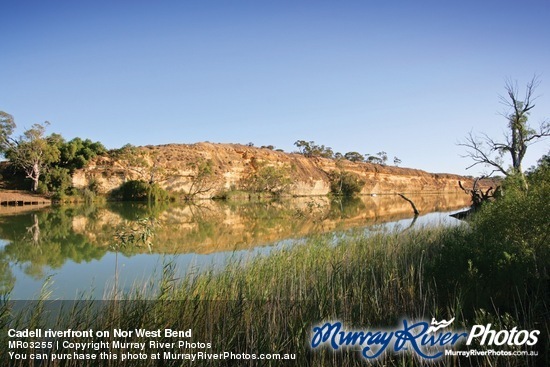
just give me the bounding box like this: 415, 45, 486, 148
0, 111, 16, 155
365, 151, 388, 165
111, 180, 171, 202
39, 166, 72, 197
432, 156, 549, 312
5, 122, 60, 191
1, 111, 108, 195
31, 135, 106, 196
328, 170, 365, 197
527, 152, 549, 176
344, 151, 364, 162
58, 137, 106, 171
294, 140, 334, 158
184, 159, 216, 200
241, 164, 291, 196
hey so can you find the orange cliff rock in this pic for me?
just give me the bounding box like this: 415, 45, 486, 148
71, 142, 493, 198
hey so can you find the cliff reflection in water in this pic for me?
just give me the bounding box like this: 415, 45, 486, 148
0, 193, 470, 287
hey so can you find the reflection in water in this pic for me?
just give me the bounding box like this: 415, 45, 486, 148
0, 193, 471, 299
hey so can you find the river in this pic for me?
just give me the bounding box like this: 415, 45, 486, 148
0, 193, 470, 299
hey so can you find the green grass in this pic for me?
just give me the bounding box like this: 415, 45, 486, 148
1, 221, 547, 366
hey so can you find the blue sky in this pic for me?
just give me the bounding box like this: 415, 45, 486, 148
2, 0, 549, 175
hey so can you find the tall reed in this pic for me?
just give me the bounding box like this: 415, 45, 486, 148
1, 224, 546, 366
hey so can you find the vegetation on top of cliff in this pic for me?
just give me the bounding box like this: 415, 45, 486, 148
294, 140, 335, 158
8, 87, 539, 202
2, 120, 422, 202
293, 139, 402, 167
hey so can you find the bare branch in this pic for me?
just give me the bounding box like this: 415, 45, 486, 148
524, 120, 550, 144
398, 193, 419, 215
500, 75, 540, 113
460, 76, 546, 179
458, 132, 508, 175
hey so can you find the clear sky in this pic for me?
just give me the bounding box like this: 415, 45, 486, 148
1, 0, 549, 176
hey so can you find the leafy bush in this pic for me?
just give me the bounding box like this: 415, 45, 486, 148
240, 165, 291, 196
111, 180, 172, 202
294, 140, 334, 158
182, 159, 215, 200
328, 170, 365, 197
344, 151, 364, 162
113, 180, 149, 201
428, 161, 549, 313
147, 182, 172, 202
58, 137, 106, 171
38, 166, 72, 197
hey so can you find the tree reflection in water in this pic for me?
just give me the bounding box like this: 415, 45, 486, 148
0, 193, 470, 298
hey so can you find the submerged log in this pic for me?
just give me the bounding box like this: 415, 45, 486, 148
398, 193, 419, 216
450, 208, 475, 220
458, 178, 497, 210
452, 177, 499, 220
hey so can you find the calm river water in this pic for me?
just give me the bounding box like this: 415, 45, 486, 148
0, 194, 470, 299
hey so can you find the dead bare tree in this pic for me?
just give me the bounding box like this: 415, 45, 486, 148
458, 179, 496, 209
459, 76, 549, 187
450, 178, 500, 220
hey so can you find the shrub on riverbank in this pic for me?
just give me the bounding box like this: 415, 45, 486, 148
328, 170, 365, 197
110, 180, 173, 202
429, 166, 549, 315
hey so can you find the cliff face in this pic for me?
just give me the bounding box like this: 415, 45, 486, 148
72, 142, 483, 197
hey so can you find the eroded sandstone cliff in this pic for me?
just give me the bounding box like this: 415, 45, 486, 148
72, 142, 486, 197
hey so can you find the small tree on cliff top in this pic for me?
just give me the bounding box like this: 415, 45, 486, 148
344, 151, 364, 162
294, 140, 334, 158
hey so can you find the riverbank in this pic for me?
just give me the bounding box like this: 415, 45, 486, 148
72, 143, 497, 198
2, 215, 547, 366
0, 190, 51, 215
0, 194, 469, 300
2, 168, 547, 366
0, 190, 51, 205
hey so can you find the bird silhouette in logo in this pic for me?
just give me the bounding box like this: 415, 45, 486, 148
427, 318, 455, 333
